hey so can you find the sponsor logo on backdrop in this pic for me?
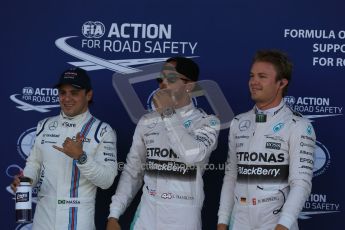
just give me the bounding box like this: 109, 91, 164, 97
283, 29, 345, 67
299, 141, 335, 220
55, 21, 234, 129
17, 127, 36, 160
313, 141, 331, 177
15, 223, 32, 230
300, 193, 340, 219
6, 127, 41, 218
10, 87, 60, 113
284, 96, 343, 119
55, 21, 198, 73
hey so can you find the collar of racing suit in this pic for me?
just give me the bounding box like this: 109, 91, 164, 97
60, 110, 90, 122
173, 102, 195, 118
254, 100, 285, 121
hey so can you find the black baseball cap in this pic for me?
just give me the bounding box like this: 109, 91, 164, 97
166, 57, 199, 82
55, 67, 92, 90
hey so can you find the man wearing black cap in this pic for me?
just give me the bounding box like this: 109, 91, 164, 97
11, 67, 118, 230
107, 57, 220, 230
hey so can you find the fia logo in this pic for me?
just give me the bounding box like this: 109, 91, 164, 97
82, 21, 105, 38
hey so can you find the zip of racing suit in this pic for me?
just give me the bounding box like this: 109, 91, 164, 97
109, 103, 220, 230
218, 101, 316, 230
23, 110, 117, 230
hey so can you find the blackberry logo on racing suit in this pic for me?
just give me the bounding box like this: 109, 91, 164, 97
146, 159, 196, 178
237, 164, 289, 183
237, 152, 288, 183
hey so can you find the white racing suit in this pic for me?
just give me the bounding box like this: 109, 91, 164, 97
109, 103, 220, 230
218, 101, 316, 230
23, 110, 117, 230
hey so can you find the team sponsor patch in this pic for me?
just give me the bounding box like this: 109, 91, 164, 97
265, 142, 281, 150
145, 159, 196, 178
237, 164, 289, 182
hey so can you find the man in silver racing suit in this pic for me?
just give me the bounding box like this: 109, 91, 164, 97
107, 57, 220, 230
11, 67, 118, 230
218, 50, 316, 230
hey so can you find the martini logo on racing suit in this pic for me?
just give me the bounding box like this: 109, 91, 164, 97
300, 193, 340, 219
10, 87, 60, 113
284, 96, 343, 119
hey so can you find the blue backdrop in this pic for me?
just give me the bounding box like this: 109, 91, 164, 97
2, 0, 344, 229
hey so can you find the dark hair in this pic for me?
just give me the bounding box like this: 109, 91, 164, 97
86, 89, 93, 105
166, 56, 199, 82
253, 50, 293, 96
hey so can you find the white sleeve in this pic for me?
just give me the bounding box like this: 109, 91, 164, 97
278, 120, 316, 228
163, 113, 220, 164
77, 123, 118, 190
23, 119, 46, 186
108, 118, 146, 219
217, 119, 238, 225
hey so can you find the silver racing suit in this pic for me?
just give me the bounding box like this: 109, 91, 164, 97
218, 101, 316, 230
23, 110, 117, 230
109, 103, 220, 230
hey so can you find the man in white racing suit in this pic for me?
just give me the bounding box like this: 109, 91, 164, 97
11, 67, 118, 230
107, 57, 220, 230
217, 50, 316, 230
